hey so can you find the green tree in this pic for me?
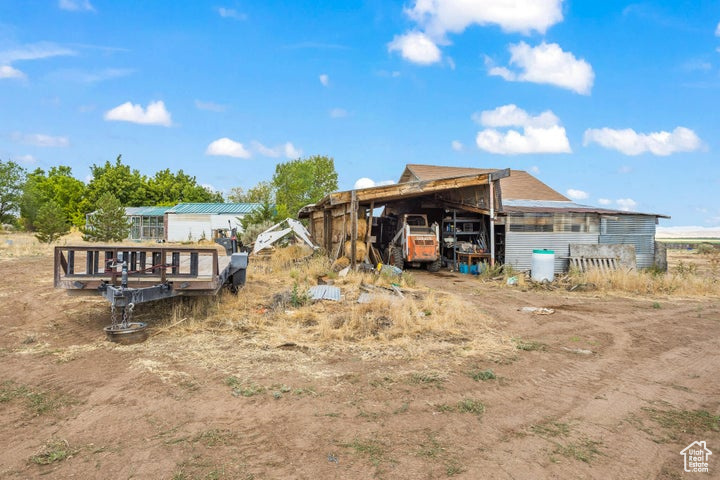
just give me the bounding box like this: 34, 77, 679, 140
82, 192, 130, 242
271, 155, 338, 218
0, 160, 26, 224
82, 155, 149, 210
34, 200, 70, 243
240, 201, 276, 230
20, 166, 86, 229
148, 169, 223, 205
228, 181, 273, 204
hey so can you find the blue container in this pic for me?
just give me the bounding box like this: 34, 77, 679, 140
470, 264, 479, 275
459, 263, 469, 274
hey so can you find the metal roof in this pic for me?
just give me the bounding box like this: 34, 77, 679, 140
125, 206, 171, 216
167, 203, 263, 214
501, 199, 670, 218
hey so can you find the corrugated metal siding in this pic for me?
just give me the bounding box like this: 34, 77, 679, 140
505, 232, 598, 272
599, 215, 656, 268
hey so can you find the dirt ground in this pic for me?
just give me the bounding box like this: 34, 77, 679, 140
1, 247, 719, 479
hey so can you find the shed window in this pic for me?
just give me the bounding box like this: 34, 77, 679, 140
507, 213, 598, 233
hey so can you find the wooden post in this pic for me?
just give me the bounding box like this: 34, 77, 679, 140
350, 190, 358, 269
336, 208, 347, 261
365, 201, 374, 264
489, 181, 495, 268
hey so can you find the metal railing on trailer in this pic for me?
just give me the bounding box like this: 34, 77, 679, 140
54, 245, 248, 342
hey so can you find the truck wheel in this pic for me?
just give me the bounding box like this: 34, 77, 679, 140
427, 258, 442, 272
390, 247, 404, 270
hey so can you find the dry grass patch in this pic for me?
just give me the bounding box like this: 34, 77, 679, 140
569, 268, 720, 297
152, 246, 514, 360
0, 231, 55, 259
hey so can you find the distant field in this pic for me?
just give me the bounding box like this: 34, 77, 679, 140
656, 237, 720, 244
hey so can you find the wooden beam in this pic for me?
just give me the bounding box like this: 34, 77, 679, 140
365, 201, 374, 263
350, 190, 358, 269
436, 199, 491, 216
489, 180, 495, 268
489, 168, 510, 181
329, 172, 494, 206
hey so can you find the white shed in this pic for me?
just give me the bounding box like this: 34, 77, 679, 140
165, 203, 262, 242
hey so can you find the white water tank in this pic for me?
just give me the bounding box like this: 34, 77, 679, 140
531, 249, 555, 282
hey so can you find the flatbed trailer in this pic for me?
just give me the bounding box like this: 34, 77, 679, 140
54, 244, 248, 342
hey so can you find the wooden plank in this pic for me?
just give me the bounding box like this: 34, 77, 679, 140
365, 201, 374, 263
437, 199, 491, 216
350, 190, 358, 269
329, 172, 493, 205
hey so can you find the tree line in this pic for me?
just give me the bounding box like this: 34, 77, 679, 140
0, 154, 338, 243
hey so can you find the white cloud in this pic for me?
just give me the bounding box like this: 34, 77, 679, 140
329, 108, 347, 118
473, 104, 559, 128
11, 132, 69, 147
388, 31, 442, 65
217, 7, 246, 20
598, 198, 612, 206
50, 67, 133, 84
0, 65, 25, 79
406, 0, 563, 38
201, 183, 218, 192
251, 141, 281, 158
566, 189, 588, 200
249, 141, 302, 158
583, 126, 702, 156
451, 140, 463, 151
476, 126, 571, 155
488, 42, 594, 95
446, 57, 456, 70
0, 42, 76, 64
473, 104, 571, 155
58, 0, 94, 12
206, 138, 251, 158
195, 100, 227, 112
616, 198, 637, 211
716, 21, 720, 36
15, 154, 37, 164
104, 100, 172, 126
354, 178, 396, 189
530, 165, 540, 174
284, 142, 302, 159
319, 74, 329, 86
618, 165, 632, 174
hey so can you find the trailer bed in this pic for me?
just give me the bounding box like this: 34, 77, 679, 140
54, 245, 233, 296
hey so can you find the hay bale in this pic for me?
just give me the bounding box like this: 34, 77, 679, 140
344, 240, 367, 262
357, 218, 367, 239
331, 256, 350, 271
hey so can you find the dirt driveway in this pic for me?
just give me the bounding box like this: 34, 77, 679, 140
1, 253, 719, 479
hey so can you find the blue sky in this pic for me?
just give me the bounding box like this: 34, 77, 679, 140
0, 1, 718, 227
